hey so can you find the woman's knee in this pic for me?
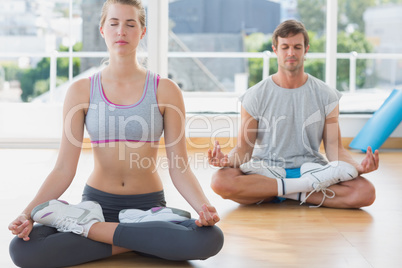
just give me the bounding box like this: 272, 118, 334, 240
204, 225, 224, 258
9, 225, 58, 268
176, 221, 224, 260
192, 225, 224, 260
9, 236, 37, 268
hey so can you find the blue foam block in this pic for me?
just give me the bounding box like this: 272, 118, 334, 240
349, 89, 402, 152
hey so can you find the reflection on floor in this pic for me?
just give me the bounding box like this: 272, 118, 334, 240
1, 148, 401, 267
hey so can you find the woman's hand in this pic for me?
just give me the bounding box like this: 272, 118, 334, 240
195, 204, 220, 227
357, 146, 379, 175
208, 141, 230, 168
8, 214, 33, 242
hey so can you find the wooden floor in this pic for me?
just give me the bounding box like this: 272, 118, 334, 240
1, 147, 402, 268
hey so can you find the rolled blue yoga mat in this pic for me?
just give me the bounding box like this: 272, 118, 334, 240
349, 89, 402, 152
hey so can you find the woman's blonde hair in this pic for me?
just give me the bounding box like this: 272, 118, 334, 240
99, 0, 146, 28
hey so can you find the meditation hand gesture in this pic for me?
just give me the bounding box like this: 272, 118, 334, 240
208, 141, 230, 168
195, 204, 220, 227
8, 214, 33, 242
357, 146, 379, 175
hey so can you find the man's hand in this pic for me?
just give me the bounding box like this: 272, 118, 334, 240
208, 141, 230, 167
357, 146, 379, 175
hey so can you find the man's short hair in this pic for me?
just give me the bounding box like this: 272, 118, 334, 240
272, 20, 309, 50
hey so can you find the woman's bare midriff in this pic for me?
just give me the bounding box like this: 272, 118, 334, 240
86, 142, 164, 195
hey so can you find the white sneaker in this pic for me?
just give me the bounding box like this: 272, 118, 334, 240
301, 161, 358, 191
119, 207, 191, 223
31, 200, 105, 237
240, 159, 286, 179
300, 161, 358, 207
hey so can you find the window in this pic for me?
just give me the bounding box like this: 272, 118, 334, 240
1, 0, 402, 145
2, 0, 401, 103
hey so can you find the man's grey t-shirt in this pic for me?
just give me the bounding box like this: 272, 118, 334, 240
239, 74, 342, 169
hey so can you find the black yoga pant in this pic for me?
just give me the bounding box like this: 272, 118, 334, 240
9, 185, 224, 267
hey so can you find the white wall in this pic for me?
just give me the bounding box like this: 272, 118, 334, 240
1, 102, 401, 148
